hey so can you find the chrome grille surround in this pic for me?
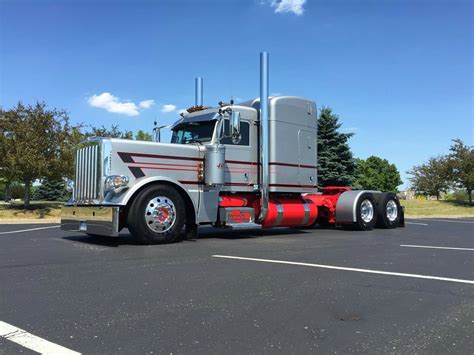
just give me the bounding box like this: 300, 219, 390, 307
73, 140, 105, 203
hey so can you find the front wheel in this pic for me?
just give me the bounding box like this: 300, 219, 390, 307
127, 184, 186, 244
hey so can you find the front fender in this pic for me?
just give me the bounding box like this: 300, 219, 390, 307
106, 176, 200, 219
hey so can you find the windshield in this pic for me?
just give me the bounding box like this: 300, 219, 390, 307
171, 120, 216, 144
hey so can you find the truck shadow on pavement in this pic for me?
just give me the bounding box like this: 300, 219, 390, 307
62, 234, 137, 247
61, 226, 318, 247
196, 226, 310, 240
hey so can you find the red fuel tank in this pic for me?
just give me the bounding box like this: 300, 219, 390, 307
261, 196, 318, 228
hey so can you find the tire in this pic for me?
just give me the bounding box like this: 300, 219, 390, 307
375, 192, 401, 229
127, 184, 186, 244
345, 192, 377, 231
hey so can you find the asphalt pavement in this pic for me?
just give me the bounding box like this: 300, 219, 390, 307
0, 219, 473, 354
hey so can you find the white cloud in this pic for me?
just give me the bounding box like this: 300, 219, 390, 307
88, 93, 139, 116
271, 0, 306, 15
88, 93, 156, 116
139, 99, 155, 109
161, 104, 177, 113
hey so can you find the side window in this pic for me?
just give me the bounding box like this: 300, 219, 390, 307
221, 120, 250, 146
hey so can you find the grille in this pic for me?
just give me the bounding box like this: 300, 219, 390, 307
74, 143, 101, 201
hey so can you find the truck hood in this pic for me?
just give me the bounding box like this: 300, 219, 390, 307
107, 138, 205, 180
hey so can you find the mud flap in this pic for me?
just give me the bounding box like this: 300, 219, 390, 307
398, 206, 405, 227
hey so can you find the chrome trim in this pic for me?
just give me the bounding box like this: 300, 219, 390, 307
386, 199, 398, 222
258, 51, 270, 222
224, 222, 262, 230
145, 196, 177, 233
61, 206, 120, 237
360, 199, 374, 223
85, 146, 91, 198
91, 144, 97, 198
219, 207, 255, 224
104, 175, 130, 193
153, 125, 171, 143
275, 200, 283, 226
302, 201, 310, 225
72, 140, 105, 203
66, 179, 74, 193
195, 77, 203, 106
335, 190, 380, 223
352, 190, 379, 222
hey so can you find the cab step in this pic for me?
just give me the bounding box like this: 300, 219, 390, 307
224, 222, 262, 230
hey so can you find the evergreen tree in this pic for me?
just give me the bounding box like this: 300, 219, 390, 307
33, 179, 69, 201
354, 156, 403, 192
317, 107, 356, 186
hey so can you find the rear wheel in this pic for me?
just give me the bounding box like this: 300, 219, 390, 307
344, 193, 377, 231
127, 184, 185, 244
376, 192, 401, 229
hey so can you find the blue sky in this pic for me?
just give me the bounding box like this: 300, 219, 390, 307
1, 0, 472, 188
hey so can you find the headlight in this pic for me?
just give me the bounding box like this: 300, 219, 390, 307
104, 175, 129, 192
66, 179, 75, 192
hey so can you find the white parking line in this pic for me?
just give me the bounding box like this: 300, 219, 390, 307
417, 219, 474, 224
0, 320, 81, 354
0, 225, 60, 235
405, 222, 428, 226
212, 255, 474, 285
400, 244, 474, 251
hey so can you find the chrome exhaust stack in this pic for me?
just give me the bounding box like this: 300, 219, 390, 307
195, 77, 203, 107
258, 51, 269, 222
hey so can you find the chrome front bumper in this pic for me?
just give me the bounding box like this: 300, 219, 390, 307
61, 206, 120, 236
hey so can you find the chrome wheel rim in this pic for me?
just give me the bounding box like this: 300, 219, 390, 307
145, 196, 176, 233
386, 199, 398, 222
360, 199, 374, 223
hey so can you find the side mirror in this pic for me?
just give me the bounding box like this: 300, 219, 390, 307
230, 111, 241, 137
153, 125, 171, 142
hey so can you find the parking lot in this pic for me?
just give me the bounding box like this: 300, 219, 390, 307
0, 219, 473, 354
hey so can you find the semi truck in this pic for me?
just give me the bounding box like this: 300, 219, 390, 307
61, 52, 404, 244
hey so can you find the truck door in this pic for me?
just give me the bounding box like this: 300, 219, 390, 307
298, 130, 317, 187
221, 119, 256, 189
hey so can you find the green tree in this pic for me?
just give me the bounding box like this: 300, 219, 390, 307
135, 130, 152, 141
0, 178, 8, 201
33, 178, 69, 201
86, 125, 134, 140
354, 156, 403, 192
0, 102, 79, 207
317, 107, 356, 186
407, 156, 450, 200
7, 182, 26, 200
448, 139, 474, 203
